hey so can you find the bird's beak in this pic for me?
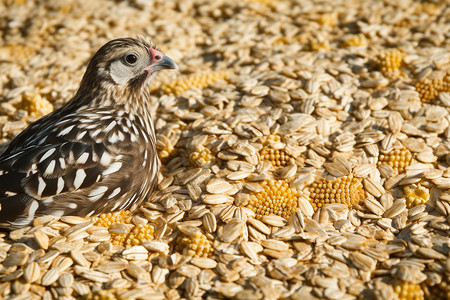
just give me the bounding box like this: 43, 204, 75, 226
148, 54, 178, 73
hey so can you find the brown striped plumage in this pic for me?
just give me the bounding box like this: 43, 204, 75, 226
0, 37, 178, 228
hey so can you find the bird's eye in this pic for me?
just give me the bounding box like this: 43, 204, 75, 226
125, 54, 138, 65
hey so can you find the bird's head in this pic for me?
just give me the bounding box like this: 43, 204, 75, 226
79, 36, 178, 100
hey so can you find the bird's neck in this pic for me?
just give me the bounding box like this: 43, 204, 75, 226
71, 83, 155, 134
126, 89, 155, 132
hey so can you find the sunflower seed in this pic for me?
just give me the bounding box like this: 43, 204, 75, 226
40, 269, 59, 286
220, 219, 245, 243
23, 262, 40, 283
363, 178, 385, 198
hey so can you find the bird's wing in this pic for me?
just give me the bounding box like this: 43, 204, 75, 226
1, 142, 107, 199
0, 140, 134, 223
0, 111, 146, 226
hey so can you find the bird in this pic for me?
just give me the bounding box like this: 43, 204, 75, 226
0, 36, 178, 228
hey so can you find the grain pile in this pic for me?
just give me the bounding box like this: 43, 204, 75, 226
1, 0, 450, 299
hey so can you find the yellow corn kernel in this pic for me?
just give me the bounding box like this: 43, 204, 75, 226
414, 75, 450, 103
157, 145, 176, 163
245, 179, 300, 219
190, 147, 214, 167
378, 147, 412, 174
393, 281, 425, 300
0, 43, 35, 63
309, 39, 330, 52
161, 71, 232, 96
375, 49, 405, 76
93, 211, 154, 247
93, 211, 132, 228
111, 228, 130, 247
124, 224, 154, 247
260, 134, 292, 167
93, 211, 131, 247
176, 229, 213, 258
403, 182, 430, 209
264, 134, 282, 144
316, 14, 337, 27
19, 91, 54, 118
260, 148, 291, 167
272, 37, 290, 45
341, 34, 368, 48
307, 174, 364, 211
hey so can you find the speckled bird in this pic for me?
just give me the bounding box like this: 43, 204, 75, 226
0, 36, 178, 228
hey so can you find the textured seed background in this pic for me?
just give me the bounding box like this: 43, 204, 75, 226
1, 0, 450, 299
